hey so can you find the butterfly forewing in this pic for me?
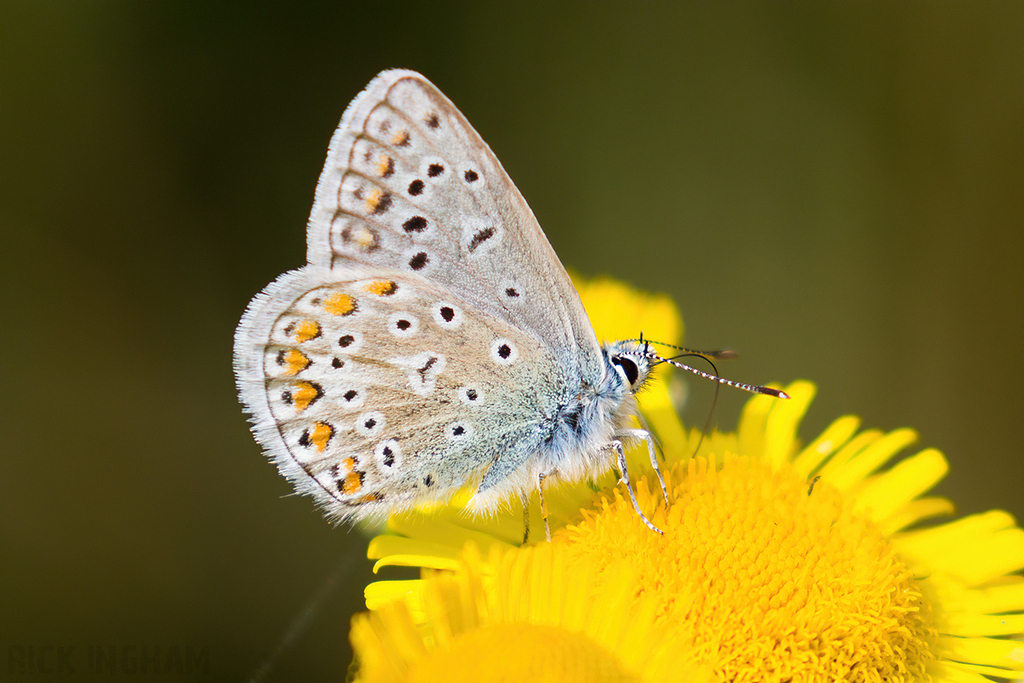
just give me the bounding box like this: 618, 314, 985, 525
306, 70, 602, 372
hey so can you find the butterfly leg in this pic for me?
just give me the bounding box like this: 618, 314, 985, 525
615, 428, 669, 505
537, 469, 558, 542
609, 439, 664, 535
520, 491, 531, 545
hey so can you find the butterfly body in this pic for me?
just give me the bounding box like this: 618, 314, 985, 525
235, 70, 656, 524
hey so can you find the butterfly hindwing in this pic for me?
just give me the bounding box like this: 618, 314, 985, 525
235, 265, 563, 520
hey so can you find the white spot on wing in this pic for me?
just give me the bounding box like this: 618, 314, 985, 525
490, 338, 519, 365
336, 330, 364, 353
458, 386, 485, 406
390, 352, 446, 396
432, 302, 463, 329
374, 439, 402, 472
355, 411, 386, 437
387, 312, 420, 338
446, 421, 474, 443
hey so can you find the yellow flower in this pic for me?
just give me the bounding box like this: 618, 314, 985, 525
353, 277, 1024, 682
351, 542, 714, 683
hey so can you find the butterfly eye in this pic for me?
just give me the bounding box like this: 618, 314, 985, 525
612, 356, 640, 386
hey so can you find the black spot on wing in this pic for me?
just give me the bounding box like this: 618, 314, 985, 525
468, 227, 495, 252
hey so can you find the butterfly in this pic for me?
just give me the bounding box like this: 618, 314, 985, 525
234, 70, 786, 539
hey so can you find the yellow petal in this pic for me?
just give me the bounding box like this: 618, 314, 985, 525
897, 512, 1024, 585
929, 575, 1024, 615
931, 662, 1005, 682
792, 415, 861, 475
762, 380, 815, 469
941, 612, 1024, 637
368, 535, 460, 563
364, 579, 425, 611
854, 448, 949, 521
937, 634, 1024, 670
876, 496, 955, 535
828, 427, 918, 490
817, 428, 884, 482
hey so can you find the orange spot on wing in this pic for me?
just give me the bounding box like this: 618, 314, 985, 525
365, 188, 391, 214
281, 349, 311, 376
292, 382, 322, 411
310, 422, 333, 452
322, 292, 357, 316
365, 187, 382, 210
375, 154, 394, 177
354, 227, 377, 249
391, 130, 410, 146
365, 280, 398, 296
292, 320, 321, 343
342, 457, 356, 471
342, 471, 363, 494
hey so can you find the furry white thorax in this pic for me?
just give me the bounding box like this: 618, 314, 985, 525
468, 339, 654, 512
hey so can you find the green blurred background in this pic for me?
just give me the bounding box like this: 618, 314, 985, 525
2, 2, 1021, 681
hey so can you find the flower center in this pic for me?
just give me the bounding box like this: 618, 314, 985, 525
560, 454, 936, 682
404, 623, 636, 683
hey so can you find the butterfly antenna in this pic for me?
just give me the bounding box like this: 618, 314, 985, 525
692, 357, 721, 460
640, 344, 787, 466
647, 350, 790, 399
632, 338, 741, 362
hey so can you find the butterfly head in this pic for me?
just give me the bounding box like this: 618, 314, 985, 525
603, 340, 656, 394
617, 338, 791, 399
